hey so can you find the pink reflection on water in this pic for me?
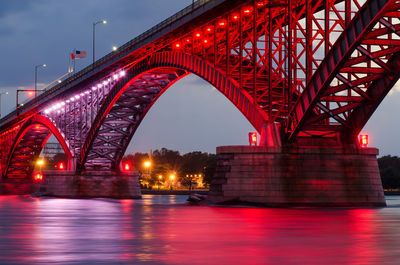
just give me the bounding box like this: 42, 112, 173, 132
0, 195, 399, 265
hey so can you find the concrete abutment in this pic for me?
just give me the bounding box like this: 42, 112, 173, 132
0, 171, 142, 198
209, 146, 386, 207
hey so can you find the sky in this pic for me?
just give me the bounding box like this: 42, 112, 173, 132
0, 0, 399, 156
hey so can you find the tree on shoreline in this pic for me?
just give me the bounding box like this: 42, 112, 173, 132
378, 155, 400, 189
122, 148, 216, 187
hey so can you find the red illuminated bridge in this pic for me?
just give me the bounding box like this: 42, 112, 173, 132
0, 0, 396, 206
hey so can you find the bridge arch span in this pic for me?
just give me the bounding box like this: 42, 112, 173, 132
79, 51, 268, 171
3, 115, 72, 179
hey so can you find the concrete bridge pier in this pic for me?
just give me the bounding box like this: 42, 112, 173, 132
209, 145, 386, 207
38, 171, 142, 198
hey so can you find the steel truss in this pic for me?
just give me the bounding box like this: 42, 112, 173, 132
2, 0, 400, 177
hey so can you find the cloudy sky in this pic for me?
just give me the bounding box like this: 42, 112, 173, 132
0, 0, 399, 156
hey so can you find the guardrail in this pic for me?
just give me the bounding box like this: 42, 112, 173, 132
0, 0, 213, 126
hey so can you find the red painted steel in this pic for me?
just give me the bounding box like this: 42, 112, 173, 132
1, 0, 400, 177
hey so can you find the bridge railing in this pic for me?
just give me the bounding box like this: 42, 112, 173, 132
0, 0, 213, 127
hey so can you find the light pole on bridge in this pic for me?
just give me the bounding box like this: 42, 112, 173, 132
92, 19, 107, 65
34, 64, 46, 97
0, 90, 8, 118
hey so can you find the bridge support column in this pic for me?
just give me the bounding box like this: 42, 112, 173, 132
38, 171, 141, 199
259, 122, 282, 147
0, 179, 40, 195
209, 146, 386, 207
67, 157, 77, 171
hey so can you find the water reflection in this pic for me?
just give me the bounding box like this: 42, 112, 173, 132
0, 195, 399, 264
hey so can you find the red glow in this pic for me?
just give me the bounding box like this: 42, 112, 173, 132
249, 132, 257, 145
204, 39, 208, 44
233, 15, 239, 20
243, 8, 252, 14
219, 21, 226, 26
34, 173, 43, 182
58, 162, 65, 170
28, 91, 34, 96
175, 43, 181, 48
186, 39, 190, 42
195, 33, 201, 37
206, 27, 212, 32
359, 134, 368, 148
124, 163, 131, 171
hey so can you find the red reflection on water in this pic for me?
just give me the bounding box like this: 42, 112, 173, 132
0, 195, 398, 265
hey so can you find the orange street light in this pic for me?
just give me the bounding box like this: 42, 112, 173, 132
144, 160, 151, 168
36, 159, 45, 167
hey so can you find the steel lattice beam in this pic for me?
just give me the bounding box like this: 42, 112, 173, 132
2, 0, 400, 177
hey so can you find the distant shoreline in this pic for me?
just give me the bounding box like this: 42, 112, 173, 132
141, 189, 208, 195
142, 190, 400, 196
384, 191, 400, 195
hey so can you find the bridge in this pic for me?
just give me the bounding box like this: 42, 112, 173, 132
0, 0, 396, 205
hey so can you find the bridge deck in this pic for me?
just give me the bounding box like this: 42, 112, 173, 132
0, 0, 241, 132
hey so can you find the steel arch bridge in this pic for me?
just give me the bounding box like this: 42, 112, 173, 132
1, 0, 400, 179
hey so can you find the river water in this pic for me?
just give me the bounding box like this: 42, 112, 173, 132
0, 195, 399, 265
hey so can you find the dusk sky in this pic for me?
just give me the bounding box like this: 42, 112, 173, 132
0, 0, 399, 156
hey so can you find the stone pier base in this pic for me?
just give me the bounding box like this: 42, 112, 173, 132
39, 171, 142, 199
0, 179, 40, 195
208, 146, 386, 207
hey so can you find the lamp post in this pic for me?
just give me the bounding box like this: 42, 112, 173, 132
0, 91, 8, 118
158, 175, 162, 190
170, 173, 175, 190
34, 64, 46, 97
93, 19, 107, 65
16, 89, 35, 114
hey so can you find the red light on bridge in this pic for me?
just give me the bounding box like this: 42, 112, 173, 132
206, 27, 212, 32
204, 39, 208, 44
58, 162, 65, 170
232, 15, 239, 20
218, 21, 226, 27
28, 91, 34, 96
175, 43, 181, 48
359, 134, 368, 148
123, 163, 131, 171
243, 8, 252, 14
249, 132, 257, 146
195, 33, 201, 38
34, 173, 43, 182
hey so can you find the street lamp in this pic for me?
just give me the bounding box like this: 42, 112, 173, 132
144, 161, 151, 168
112, 46, 118, 51
170, 174, 175, 190
35, 64, 46, 97
158, 175, 162, 190
0, 91, 8, 118
93, 19, 107, 64
16, 89, 35, 113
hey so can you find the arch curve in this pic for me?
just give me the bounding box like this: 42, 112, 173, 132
79, 51, 268, 171
3, 114, 72, 179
